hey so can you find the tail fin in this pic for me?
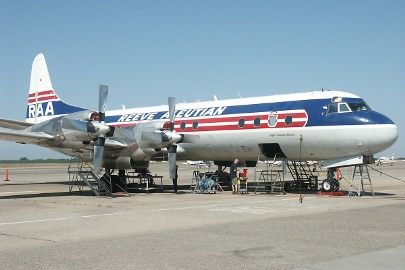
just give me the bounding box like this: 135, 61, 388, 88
26, 53, 85, 124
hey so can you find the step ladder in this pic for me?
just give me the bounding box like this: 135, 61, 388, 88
254, 154, 285, 194
68, 159, 112, 196
348, 164, 374, 196
254, 168, 284, 194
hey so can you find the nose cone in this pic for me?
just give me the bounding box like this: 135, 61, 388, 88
380, 123, 398, 149
365, 112, 398, 153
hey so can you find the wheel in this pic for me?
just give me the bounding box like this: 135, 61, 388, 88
332, 179, 340, 191
110, 175, 121, 192
321, 179, 333, 192
284, 182, 292, 193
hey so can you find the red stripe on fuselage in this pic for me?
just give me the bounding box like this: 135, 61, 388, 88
109, 110, 308, 131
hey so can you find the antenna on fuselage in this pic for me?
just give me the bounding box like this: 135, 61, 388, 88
213, 95, 218, 101
237, 92, 242, 98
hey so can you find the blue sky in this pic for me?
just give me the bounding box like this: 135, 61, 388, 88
0, 0, 404, 159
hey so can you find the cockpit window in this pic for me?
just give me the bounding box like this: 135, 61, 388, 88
327, 100, 371, 114
327, 103, 338, 113
348, 102, 370, 112
327, 102, 352, 114
339, 103, 351, 113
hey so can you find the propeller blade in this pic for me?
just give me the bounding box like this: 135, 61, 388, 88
168, 144, 177, 179
93, 137, 105, 174
168, 97, 176, 131
99, 85, 108, 121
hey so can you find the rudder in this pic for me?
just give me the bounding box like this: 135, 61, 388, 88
26, 53, 84, 124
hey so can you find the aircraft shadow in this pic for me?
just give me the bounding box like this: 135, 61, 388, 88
2, 181, 71, 186
0, 190, 93, 200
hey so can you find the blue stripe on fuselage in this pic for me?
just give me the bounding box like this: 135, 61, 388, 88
105, 97, 394, 127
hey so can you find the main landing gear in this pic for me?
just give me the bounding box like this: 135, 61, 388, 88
321, 168, 340, 192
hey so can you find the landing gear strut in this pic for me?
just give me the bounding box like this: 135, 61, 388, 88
321, 168, 340, 192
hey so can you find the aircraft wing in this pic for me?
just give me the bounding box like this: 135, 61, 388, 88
0, 118, 32, 130
0, 127, 128, 151
0, 127, 54, 144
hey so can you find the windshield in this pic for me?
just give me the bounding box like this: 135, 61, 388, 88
348, 101, 370, 112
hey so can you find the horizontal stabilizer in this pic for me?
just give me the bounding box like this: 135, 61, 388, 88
0, 118, 32, 130
0, 127, 53, 144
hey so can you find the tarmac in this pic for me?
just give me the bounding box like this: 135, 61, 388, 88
0, 161, 404, 270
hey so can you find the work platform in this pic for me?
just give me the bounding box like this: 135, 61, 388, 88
125, 172, 163, 192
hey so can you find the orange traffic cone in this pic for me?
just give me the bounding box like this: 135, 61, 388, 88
4, 166, 10, 181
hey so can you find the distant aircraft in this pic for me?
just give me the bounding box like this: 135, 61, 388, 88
375, 154, 403, 166
183, 160, 214, 168
0, 53, 398, 192
257, 160, 283, 167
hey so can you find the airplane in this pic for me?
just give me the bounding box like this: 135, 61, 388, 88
183, 160, 214, 168
0, 53, 398, 192
257, 160, 283, 167
375, 154, 403, 166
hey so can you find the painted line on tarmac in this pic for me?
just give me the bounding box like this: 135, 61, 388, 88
0, 191, 38, 195
152, 197, 316, 212
0, 212, 123, 226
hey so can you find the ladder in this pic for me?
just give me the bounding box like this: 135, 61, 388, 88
349, 164, 374, 196
68, 159, 112, 196
286, 161, 319, 191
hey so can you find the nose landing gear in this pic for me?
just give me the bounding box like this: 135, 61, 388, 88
321, 168, 340, 192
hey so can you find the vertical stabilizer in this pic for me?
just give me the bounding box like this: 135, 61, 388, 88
26, 53, 84, 124
29, 53, 55, 97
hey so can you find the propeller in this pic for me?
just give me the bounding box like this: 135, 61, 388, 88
167, 97, 178, 180
93, 85, 109, 174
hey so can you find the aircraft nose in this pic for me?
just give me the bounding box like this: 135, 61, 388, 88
381, 123, 398, 148
368, 114, 398, 153
356, 111, 398, 153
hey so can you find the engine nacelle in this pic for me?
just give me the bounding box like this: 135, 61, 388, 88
102, 157, 132, 169
136, 120, 168, 131
101, 156, 151, 171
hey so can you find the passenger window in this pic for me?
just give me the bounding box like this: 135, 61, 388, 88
339, 103, 351, 113
328, 104, 338, 113
285, 115, 293, 125
180, 122, 186, 130
253, 117, 261, 127
268, 113, 277, 127
192, 122, 198, 130
238, 119, 245, 128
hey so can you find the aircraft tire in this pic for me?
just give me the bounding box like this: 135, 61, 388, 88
284, 182, 292, 193
110, 175, 121, 192
333, 179, 340, 191
321, 179, 333, 192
